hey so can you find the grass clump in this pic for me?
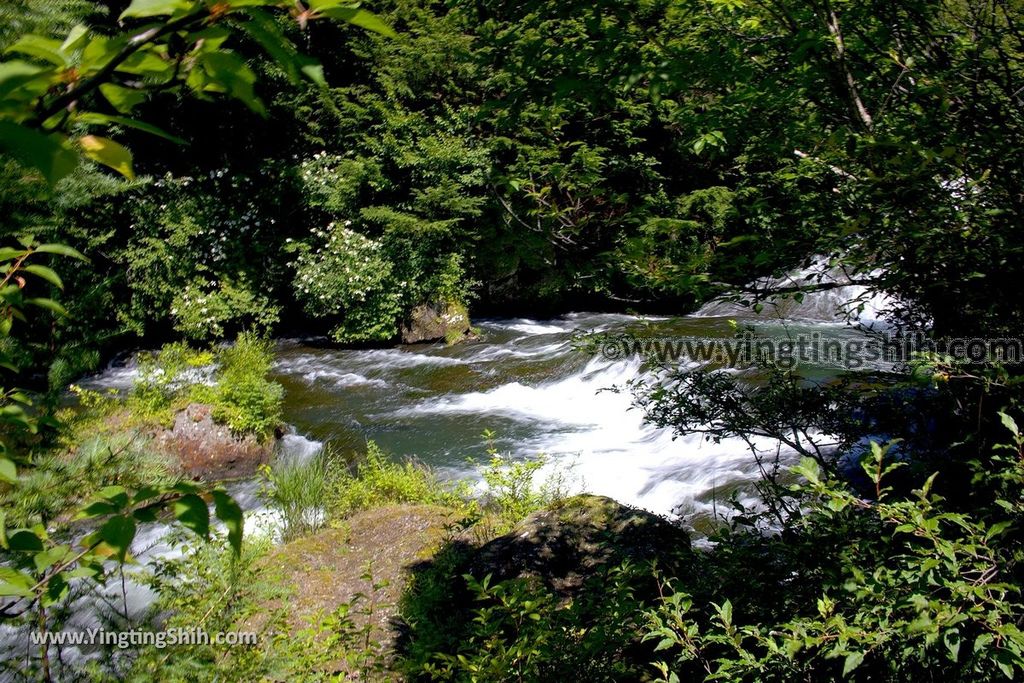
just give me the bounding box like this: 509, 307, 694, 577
328, 441, 471, 519
259, 451, 332, 543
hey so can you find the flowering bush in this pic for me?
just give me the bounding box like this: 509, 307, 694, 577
297, 152, 376, 214
171, 277, 280, 341
120, 171, 288, 339
292, 222, 404, 343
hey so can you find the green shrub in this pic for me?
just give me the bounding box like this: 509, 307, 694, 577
171, 277, 280, 341
328, 441, 470, 518
476, 430, 575, 532
404, 562, 653, 681
291, 223, 404, 343
643, 433, 1024, 682
210, 333, 283, 439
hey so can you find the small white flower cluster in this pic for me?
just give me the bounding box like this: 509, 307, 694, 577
293, 222, 396, 316
172, 281, 227, 339
297, 152, 359, 204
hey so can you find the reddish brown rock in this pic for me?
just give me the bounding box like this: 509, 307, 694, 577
152, 403, 274, 481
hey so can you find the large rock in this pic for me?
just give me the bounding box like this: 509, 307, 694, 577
393, 495, 694, 673
252, 505, 459, 677
400, 301, 472, 344
152, 403, 275, 480
470, 494, 692, 594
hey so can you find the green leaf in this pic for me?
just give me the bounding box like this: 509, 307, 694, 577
793, 457, 821, 484
174, 493, 210, 538
98, 485, 130, 506
212, 489, 244, 554
193, 51, 265, 116
0, 246, 27, 261
0, 122, 77, 185
234, 8, 304, 85
0, 457, 16, 483
132, 486, 162, 503
21, 264, 64, 289
75, 113, 185, 145
5, 35, 67, 67
999, 411, 1019, 437
0, 567, 34, 597
43, 572, 69, 606
25, 298, 68, 316
99, 515, 136, 561
78, 500, 119, 518
718, 599, 732, 626
34, 243, 88, 261
7, 529, 44, 552
301, 62, 326, 87
34, 545, 69, 573
313, 5, 398, 38
61, 25, 90, 53
944, 630, 961, 661
132, 504, 161, 523
79, 135, 134, 179
115, 49, 173, 77
843, 652, 864, 676
0, 60, 50, 103
120, 0, 196, 19
98, 84, 147, 113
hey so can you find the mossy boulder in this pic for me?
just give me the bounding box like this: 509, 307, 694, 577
394, 495, 694, 673
152, 403, 275, 480
400, 301, 473, 344
256, 504, 459, 670
469, 494, 692, 594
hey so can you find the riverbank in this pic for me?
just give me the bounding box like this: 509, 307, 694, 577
125, 441, 694, 682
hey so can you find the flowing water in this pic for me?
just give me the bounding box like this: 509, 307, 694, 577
271, 305, 880, 519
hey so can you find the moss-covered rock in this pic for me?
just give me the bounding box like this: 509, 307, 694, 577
260, 504, 459, 644
400, 301, 473, 344
469, 494, 692, 594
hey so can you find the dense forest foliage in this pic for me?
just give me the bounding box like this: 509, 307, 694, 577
1, 0, 1024, 681
10, 0, 1017, 379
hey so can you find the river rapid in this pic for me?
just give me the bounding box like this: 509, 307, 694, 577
270, 302, 883, 520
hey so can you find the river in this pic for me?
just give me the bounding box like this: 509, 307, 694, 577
270, 303, 884, 520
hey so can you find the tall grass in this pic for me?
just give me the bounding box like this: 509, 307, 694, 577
259, 452, 331, 542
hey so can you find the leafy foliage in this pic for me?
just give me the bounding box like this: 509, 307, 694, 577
644, 431, 1024, 682
327, 441, 469, 518
210, 332, 283, 438
292, 221, 404, 343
